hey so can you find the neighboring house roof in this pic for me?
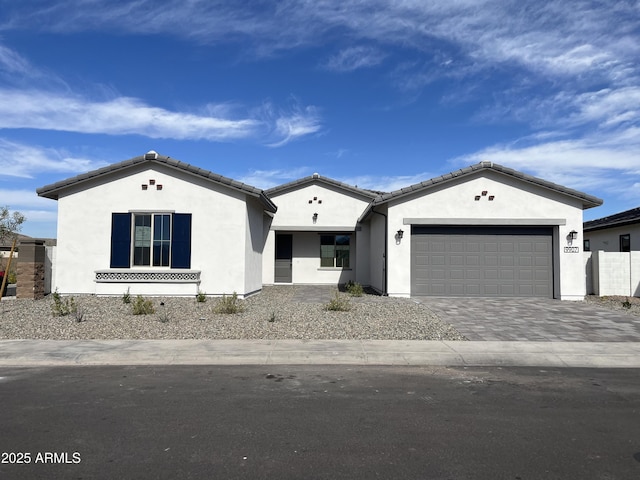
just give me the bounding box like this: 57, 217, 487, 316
359, 161, 603, 221
0, 234, 56, 249
265, 173, 380, 200
584, 206, 640, 232
36, 151, 277, 213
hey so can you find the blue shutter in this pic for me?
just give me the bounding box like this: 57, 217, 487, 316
171, 213, 191, 269
110, 213, 131, 268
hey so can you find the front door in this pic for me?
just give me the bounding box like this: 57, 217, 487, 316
275, 233, 293, 283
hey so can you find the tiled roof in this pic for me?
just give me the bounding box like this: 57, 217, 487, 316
359, 161, 602, 221
584, 206, 640, 231
36, 152, 277, 213
265, 173, 380, 199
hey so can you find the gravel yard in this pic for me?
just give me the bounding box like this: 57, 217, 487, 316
0, 286, 465, 341
584, 294, 640, 317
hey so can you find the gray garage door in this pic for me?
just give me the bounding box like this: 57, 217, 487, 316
411, 226, 553, 297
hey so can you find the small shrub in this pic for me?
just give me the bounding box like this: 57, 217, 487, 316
132, 295, 155, 315
157, 301, 170, 323
51, 289, 77, 317
345, 281, 364, 297
196, 290, 207, 303
122, 287, 131, 304
7, 270, 17, 284
74, 305, 85, 323
325, 290, 351, 312
268, 311, 277, 323
213, 292, 244, 314
623, 298, 632, 309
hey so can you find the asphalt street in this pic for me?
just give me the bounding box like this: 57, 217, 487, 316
1, 365, 639, 480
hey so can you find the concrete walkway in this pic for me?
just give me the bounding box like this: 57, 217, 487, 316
1, 339, 640, 368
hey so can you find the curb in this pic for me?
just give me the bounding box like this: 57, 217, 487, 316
1, 340, 639, 368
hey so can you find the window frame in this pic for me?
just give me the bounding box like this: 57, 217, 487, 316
133, 213, 172, 267
620, 234, 631, 252
320, 234, 351, 269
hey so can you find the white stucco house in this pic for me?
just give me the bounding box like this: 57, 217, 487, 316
37, 152, 603, 300
583, 206, 640, 253
37, 151, 276, 298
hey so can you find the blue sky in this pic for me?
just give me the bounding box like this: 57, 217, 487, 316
1, 1, 639, 238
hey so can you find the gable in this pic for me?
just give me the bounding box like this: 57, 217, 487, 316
37, 152, 276, 213
388, 169, 587, 221
269, 180, 373, 230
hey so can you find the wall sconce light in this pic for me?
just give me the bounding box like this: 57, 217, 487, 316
313, 213, 318, 223
397, 229, 404, 239
569, 230, 578, 240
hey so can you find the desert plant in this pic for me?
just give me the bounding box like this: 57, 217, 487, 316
325, 290, 351, 312
74, 304, 85, 323
213, 292, 244, 314
157, 301, 170, 323
345, 280, 364, 297
51, 289, 77, 317
196, 290, 207, 303
122, 287, 131, 304
623, 298, 632, 309
132, 295, 155, 315
268, 311, 277, 323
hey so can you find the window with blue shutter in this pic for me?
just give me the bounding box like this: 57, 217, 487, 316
110, 212, 191, 269
110, 213, 132, 268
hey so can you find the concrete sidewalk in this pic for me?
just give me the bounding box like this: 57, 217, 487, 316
1, 339, 639, 368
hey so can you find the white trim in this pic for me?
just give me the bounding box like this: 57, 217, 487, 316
95, 270, 201, 283
403, 218, 567, 226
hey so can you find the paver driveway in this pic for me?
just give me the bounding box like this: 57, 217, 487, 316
415, 297, 640, 342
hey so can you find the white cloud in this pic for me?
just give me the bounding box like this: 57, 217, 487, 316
264, 103, 322, 147
0, 45, 31, 74
0, 139, 106, 178
450, 132, 640, 195
0, 189, 53, 209
340, 173, 436, 193
0, 90, 260, 141
323, 46, 386, 72
237, 167, 311, 189
0, 88, 321, 145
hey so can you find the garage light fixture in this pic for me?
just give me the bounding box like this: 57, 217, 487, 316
397, 229, 404, 239
569, 230, 578, 240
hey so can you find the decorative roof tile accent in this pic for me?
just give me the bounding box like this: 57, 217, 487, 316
36, 153, 277, 213
584, 206, 640, 232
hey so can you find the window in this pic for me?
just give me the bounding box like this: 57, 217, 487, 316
583, 239, 590, 252
320, 234, 350, 268
620, 234, 631, 252
133, 214, 171, 266
110, 213, 191, 269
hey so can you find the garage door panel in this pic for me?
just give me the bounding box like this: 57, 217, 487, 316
411, 227, 553, 297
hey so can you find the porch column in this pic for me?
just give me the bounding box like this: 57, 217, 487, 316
17, 239, 46, 299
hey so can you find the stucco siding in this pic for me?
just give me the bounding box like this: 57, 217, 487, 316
384, 171, 587, 299
54, 164, 251, 296
270, 182, 371, 230
584, 224, 640, 252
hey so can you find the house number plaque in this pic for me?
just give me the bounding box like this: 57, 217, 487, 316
564, 246, 579, 253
